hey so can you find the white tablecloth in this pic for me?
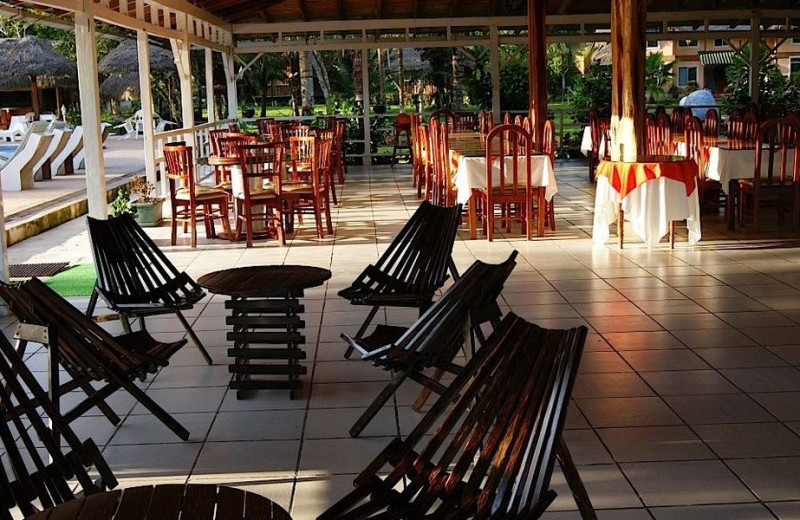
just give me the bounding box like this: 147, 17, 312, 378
580, 126, 592, 156
452, 154, 558, 205
593, 176, 702, 248
705, 146, 795, 194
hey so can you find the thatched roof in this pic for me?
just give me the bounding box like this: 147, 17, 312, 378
100, 73, 139, 100
98, 39, 176, 75
0, 36, 75, 87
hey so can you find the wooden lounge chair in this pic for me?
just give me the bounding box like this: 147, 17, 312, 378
0, 326, 118, 518
0, 277, 191, 440
338, 201, 462, 359
85, 212, 213, 365
343, 251, 518, 438
318, 313, 596, 520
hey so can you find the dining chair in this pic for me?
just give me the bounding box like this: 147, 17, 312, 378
268, 122, 284, 143
478, 110, 490, 134
704, 108, 720, 137
654, 112, 673, 156
671, 106, 685, 134
686, 115, 723, 212
316, 128, 339, 205
738, 116, 800, 231
429, 119, 455, 207
410, 113, 424, 196
284, 136, 334, 238
289, 135, 315, 182
588, 108, 600, 180
256, 117, 274, 137
234, 142, 286, 247
480, 123, 533, 240
163, 144, 231, 248
542, 119, 557, 231
429, 109, 455, 130
390, 113, 412, 166
453, 111, 478, 132
742, 111, 759, 142
216, 134, 257, 188
417, 123, 434, 201
284, 123, 311, 140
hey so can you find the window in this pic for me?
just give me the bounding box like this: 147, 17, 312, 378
677, 65, 698, 87
646, 40, 659, 48
713, 39, 726, 47
793, 38, 800, 45
791, 57, 800, 77
678, 39, 699, 48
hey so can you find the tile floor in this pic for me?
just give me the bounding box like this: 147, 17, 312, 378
9, 161, 800, 519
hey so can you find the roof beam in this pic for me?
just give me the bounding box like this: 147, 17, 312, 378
337, 0, 345, 18
557, 0, 575, 14
297, 0, 306, 21
375, 0, 382, 18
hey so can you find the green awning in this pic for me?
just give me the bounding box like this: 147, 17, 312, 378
698, 50, 736, 66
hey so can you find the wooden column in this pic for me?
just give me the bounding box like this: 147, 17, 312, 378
222, 52, 238, 119
170, 29, 194, 148
205, 47, 216, 122
74, 10, 107, 218
610, 0, 647, 162
361, 49, 372, 164
750, 13, 761, 106
490, 25, 501, 124
527, 0, 547, 147
137, 30, 157, 188
30, 76, 40, 119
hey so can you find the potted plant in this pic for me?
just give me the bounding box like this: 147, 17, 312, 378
242, 106, 256, 118
129, 176, 165, 227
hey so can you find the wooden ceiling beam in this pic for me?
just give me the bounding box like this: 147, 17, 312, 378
557, 0, 575, 14
450, 0, 459, 17
413, 0, 419, 17
375, 0, 382, 18
298, 0, 307, 21
337, 0, 345, 19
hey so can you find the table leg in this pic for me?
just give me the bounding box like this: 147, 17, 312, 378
727, 179, 737, 231
537, 191, 546, 237
468, 191, 478, 240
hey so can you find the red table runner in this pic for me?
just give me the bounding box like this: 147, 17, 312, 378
596, 157, 698, 198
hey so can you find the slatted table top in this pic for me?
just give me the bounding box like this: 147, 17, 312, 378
26, 484, 292, 520
198, 265, 332, 298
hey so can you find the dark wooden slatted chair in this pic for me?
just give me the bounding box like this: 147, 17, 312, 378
338, 201, 462, 359
85, 212, 213, 365
0, 278, 192, 441
318, 312, 596, 520
343, 251, 518, 437
0, 327, 118, 519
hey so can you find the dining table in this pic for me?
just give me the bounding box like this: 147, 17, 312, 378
593, 155, 701, 248
449, 131, 558, 238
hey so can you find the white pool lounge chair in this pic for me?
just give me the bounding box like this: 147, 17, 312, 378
0, 116, 29, 141
34, 127, 71, 180
52, 125, 83, 175
0, 130, 53, 191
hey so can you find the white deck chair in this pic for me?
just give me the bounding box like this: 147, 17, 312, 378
52, 125, 83, 175
73, 123, 111, 170
34, 127, 71, 180
0, 131, 53, 190
0, 116, 29, 141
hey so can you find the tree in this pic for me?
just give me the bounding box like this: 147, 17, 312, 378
644, 51, 675, 103
569, 62, 612, 120
547, 43, 578, 100
239, 53, 287, 117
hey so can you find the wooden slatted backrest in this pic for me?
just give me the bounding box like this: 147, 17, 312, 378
685, 116, 705, 186
728, 111, 743, 140
290, 136, 315, 180
704, 108, 720, 137
375, 251, 518, 365
87, 213, 202, 306
330, 313, 587, 520
353, 201, 462, 297
238, 142, 284, 199
588, 109, 600, 155
753, 116, 800, 189
430, 109, 455, 130
478, 111, 489, 134
429, 119, 452, 206
208, 129, 228, 155
454, 112, 478, 132
653, 113, 672, 156
0, 331, 116, 518
163, 145, 197, 202
268, 123, 284, 142
218, 134, 257, 158
0, 279, 146, 378
542, 120, 556, 167
284, 124, 310, 140
313, 137, 333, 195
486, 123, 532, 198
671, 107, 685, 134
256, 117, 274, 136
743, 111, 760, 142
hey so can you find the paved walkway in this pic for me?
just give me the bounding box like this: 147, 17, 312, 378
8, 162, 800, 519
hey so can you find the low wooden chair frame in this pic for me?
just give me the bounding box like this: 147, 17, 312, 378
86, 213, 213, 365
342, 251, 518, 438
0, 278, 191, 441
318, 312, 596, 520
338, 202, 463, 359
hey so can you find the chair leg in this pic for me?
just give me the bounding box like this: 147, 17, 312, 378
77, 380, 121, 425
350, 371, 408, 438
171, 210, 178, 246
245, 203, 254, 248
190, 212, 197, 248
176, 310, 213, 365
219, 202, 232, 238
669, 221, 675, 249
411, 368, 444, 412
617, 207, 624, 249
557, 437, 598, 520
344, 305, 380, 359
324, 196, 334, 235
85, 288, 99, 318
274, 204, 286, 246
121, 379, 190, 441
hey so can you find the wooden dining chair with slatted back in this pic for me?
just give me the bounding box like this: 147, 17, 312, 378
284, 123, 311, 141
268, 122, 284, 143
289, 135, 315, 182
704, 108, 720, 138
429, 109, 455, 130
417, 123, 434, 201
234, 142, 286, 247
256, 117, 274, 138
645, 114, 657, 155
410, 113, 423, 196
480, 123, 534, 240
284, 136, 334, 238
316, 128, 338, 205
478, 110, 489, 134
428, 119, 445, 206
739, 117, 800, 231
686, 115, 721, 213
742, 111, 760, 143
208, 128, 230, 184
216, 134, 257, 190
671, 106, 686, 134
163, 144, 231, 248
588, 108, 601, 180
332, 117, 347, 185
542, 119, 557, 231
453, 111, 478, 132
653, 112, 673, 156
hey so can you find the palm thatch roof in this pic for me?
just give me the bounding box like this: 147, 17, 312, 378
0, 36, 76, 89
98, 39, 176, 75
100, 73, 139, 100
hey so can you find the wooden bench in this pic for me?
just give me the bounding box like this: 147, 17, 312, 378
85, 213, 213, 365
319, 313, 597, 520
338, 201, 462, 359
343, 251, 518, 438
0, 278, 191, 441
0, 323, 117, 519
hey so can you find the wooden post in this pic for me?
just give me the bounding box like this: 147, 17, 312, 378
205, 47, 216, 123
74, 10, 107, 218
222, 52, 238, 119
490, 25, 501, 124
527, 0, 547, 148
137, 30, 158, 189
30, 76, 40, 119
55, 87, 62, 120
750, 13, 761, 106
362, 49, 372, 165
398, 48, 405, 109
610, 0, 647, 162
170, 28, 194, 148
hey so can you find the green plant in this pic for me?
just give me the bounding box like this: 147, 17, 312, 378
569, 63, 612, 120
110, 186, 136, 217
129, 176, 163, 203
645, 52, 676, 103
